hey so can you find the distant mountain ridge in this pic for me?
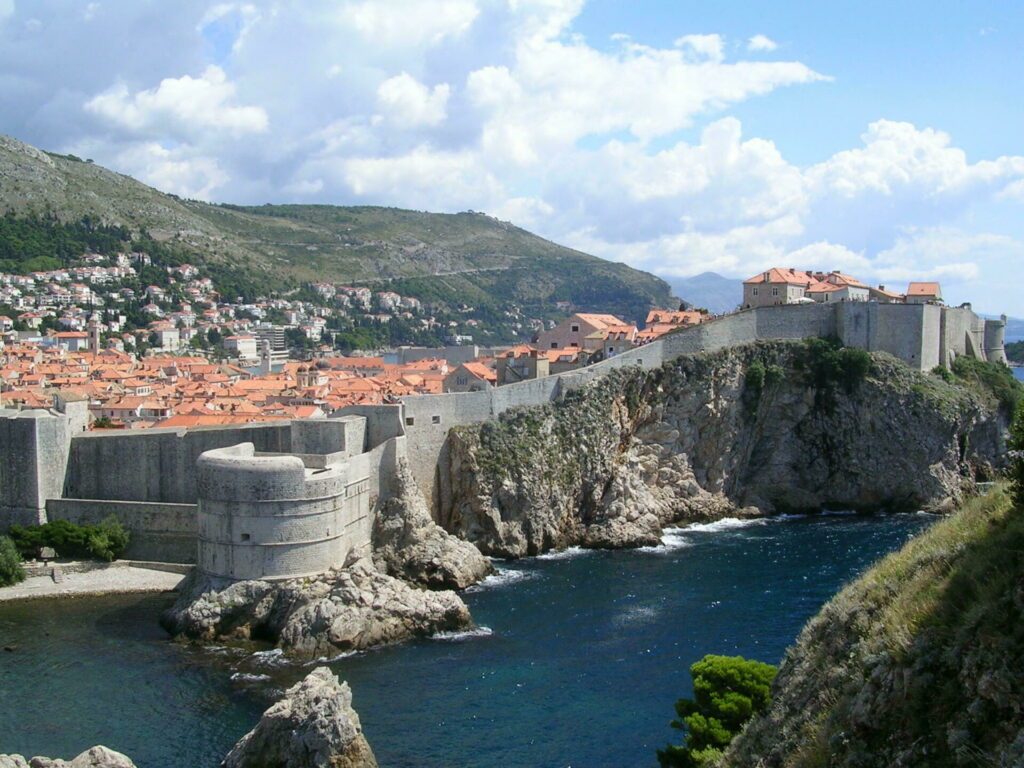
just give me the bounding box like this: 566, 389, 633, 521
665, 272, 741, 314
0, 134, 675, 323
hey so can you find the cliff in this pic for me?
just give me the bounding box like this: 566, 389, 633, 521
721, 485, 1024, 767
439, 341, 1014, 558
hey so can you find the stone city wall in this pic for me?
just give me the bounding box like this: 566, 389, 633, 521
45, 498, 197, 563
0, 408, 72, 529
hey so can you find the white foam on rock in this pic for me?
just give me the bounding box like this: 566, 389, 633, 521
431, 626, 494, 642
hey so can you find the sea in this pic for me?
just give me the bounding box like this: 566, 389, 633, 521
1014, 366, 1024, 383
0, 513, 934, 767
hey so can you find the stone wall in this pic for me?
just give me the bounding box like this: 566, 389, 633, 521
65, 422, 292, 504
196, 443, 374, 581
0, 408, 71, 528
46, 498, 197, 563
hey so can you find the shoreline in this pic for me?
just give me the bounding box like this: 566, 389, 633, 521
0, 563, 187, 603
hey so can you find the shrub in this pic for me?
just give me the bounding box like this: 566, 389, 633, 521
931, 365, 955, 384
0, 535, 25, 587
745, 361, 766, 394
8, 516, 130, 562
951, 357, 1023, 415
1011, 400, 1024, 509
657, 654, 778, 768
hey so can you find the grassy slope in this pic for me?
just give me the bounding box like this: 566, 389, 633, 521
723, 485, 1024, 767
0, 135, 674, 321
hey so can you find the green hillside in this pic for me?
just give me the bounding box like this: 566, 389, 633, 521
0, 135, 675, 322
722, 481, 1024, 767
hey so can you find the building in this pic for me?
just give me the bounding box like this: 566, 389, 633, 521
742, 268, 820, 308
906, 282, 943, 304
496, 346, 550, 385
224, 335, 259, 360
537, 313, 629, 351
443, 362, 497, 392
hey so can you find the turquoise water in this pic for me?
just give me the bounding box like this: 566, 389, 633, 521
1014, 366, 1023, 382
0, 514, 933, 767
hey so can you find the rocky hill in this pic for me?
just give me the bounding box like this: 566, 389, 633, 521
438, 340, 1016, 558
721, 483, 1024, 767
0, 134, 674, 322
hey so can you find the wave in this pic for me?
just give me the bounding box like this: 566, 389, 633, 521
249, 648, 289, 667
306, 650, 360, 665
432, 626, 494, 642
638, 528, 693, 553
535, 546, 591, 561
683, 517, 770, 533
819, 509, 860, 517
230, 672, 271, 683
466, 567, 539, 592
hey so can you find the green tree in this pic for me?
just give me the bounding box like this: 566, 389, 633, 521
658, 655, 777, 768
0, 535, 25, 587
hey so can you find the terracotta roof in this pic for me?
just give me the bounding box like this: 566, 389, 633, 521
744, 268, 819, 286
907, 282, 942, 297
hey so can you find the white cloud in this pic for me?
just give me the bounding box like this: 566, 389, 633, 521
376, 72, 450, 127
0, 0, 13, 23
85, 65, 268, 138
747, 34, 777, 52
674, 34, 725, 63
338, 0, 479, 47
69, 140, 230, 200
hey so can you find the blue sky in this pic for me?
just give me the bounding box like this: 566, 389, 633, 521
0, 0, 1022, 315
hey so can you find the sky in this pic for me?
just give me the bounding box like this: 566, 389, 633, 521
1, 0, 1023, 315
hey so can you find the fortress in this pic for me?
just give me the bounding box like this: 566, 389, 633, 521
0, 301, 1007, 581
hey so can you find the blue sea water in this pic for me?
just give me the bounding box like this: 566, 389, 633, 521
0, 514, 933, 767
1013, 366, 1024, 383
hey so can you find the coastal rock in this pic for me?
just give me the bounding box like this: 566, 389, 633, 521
223, 667, 377, 768
439, 342, 1010, 558
372, 459, 492, 589
0, 747, 137, 768
161, 557, 472, 656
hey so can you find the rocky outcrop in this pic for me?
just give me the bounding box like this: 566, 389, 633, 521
722, 486, 1024, 767
0, 747, 136, 768
440, 342, 1010, 558
223, 667, 377, 768
372, 459, 492, 589
161, 557, 472, 656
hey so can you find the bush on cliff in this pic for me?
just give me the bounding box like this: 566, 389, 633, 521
1011, 400, 1024, 508
797, 338, 872, 398
657, 654, 777, 768
0, 535, 25, 587
9, 516, 129, 562
951, 356, 1022, 416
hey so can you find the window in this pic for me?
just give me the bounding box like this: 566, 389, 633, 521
551, 342, 558, 349
570, 342, 578, 348
405, 416, 415, 426
752, 287, 758, 296
772, 287, 779, 296
431, 415, 441, 425
240, 533, 251, 542
456, 376, 468, 386
570, 324, 579, 332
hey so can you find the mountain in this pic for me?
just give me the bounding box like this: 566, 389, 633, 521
664, 271, 741, 314
0, 134, 675, 323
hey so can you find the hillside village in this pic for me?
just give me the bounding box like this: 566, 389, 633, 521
0, 255, 959, 430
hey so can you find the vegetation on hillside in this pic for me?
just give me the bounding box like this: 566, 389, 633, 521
950, 355, 1022, 415
1006, 340, 1024, 364
723, 475, 1024, 766
0, 214, 130, 272
0, 136, 676, 325
657, 655, 777, 768
9, 517, 130, 562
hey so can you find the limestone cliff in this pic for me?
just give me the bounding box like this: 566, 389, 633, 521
161, 557, 472, 657
372, 459, 493, 590
223, 667, 377, 768
721, 485, 1024, 767
439, 341, 1011, 558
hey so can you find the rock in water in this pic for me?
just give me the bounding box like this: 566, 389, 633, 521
372, 459, 493, 589
162, 557, 473, 656
0, 746, 137, 767
223, 667, 377, 768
